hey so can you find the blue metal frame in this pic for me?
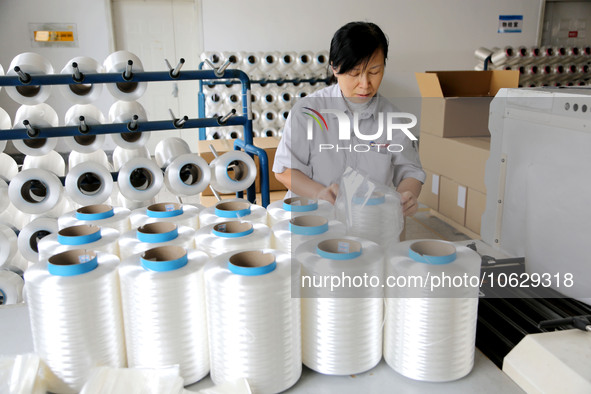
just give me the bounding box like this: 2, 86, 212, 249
0, 67, 270, 206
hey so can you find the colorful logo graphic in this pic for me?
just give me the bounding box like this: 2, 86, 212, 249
303, 107, 328, 131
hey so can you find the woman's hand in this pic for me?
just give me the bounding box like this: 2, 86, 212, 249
316, 183, 339, 205
397, 177, 422, 217
399, 190, 418, 217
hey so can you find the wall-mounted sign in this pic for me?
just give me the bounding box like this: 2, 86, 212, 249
498, 15, 523, 33
29, 23, 78, 47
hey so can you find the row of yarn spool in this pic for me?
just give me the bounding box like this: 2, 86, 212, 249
0, 101, 149, 156
0, 137, 259, 239
473, 45, 591, 87
0, 51, 150, 105
200, 51, 330, 140
5, 192, 481, 393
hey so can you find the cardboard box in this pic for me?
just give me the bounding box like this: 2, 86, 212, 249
197, 137, 286, 195
418, 132, 490, 193
418, 168, 440, 211
465, 188, 486, 235
439, 176, 466, 226
415, 70, 519, 137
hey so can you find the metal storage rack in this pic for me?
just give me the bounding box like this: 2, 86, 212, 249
197, 58, 331, 207
0, 59, 269, 206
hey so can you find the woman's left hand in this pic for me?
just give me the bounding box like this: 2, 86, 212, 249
399, 190, 418, 217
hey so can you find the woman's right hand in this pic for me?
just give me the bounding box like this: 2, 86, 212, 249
316, 183, 339, 204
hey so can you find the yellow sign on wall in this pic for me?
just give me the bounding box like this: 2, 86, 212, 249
34, 30, 75, 42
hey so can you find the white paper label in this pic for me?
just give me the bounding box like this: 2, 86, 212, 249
431, 174, 440, 195
457, 185, 467, 209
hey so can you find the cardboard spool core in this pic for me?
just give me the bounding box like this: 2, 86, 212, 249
410, 240, 456, 258
291, 215, 327, 227
59, 224, 100, 237
226, 160, 249, 182
148, 202, 181, 213
142, 245, 186, 262
23, 138, 47, 149
121, 131, 142, 143
216, 201, 249, 213
48, 249, 96, 266
214, 221, 253, 233
77, 172, 102, 195
16, 85, 41, 98
138, 221, 177, 235
179, 163, 202, 185
229, 250, 274, 269
21, 179, 47, 203
68, 83, 93, 96
73, 135, 97, 146
317, 239, 361, 254
77, 204, 112, 215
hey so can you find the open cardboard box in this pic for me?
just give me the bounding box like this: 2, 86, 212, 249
415, 70, 519, 137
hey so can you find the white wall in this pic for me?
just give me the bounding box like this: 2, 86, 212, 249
202, 0, 544, 98
0, 0, 114, 152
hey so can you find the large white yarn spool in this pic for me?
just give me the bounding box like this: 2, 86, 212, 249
272, 215, 346, 253
383, 240, 481, 382
199, 198, 267, 227
0, 107, 12, 153
58, 205, 131, 234
119, 246, 209, 385
5, 53, 54, 105
8, 168, 63, 215
129, 202, 201, 229
194, 221, 271, 257
103, 51, 147, 101
0, 269, 24, 305
200, 51, 224, 68
0, 178, 9, 212
296, 236, 384, 375
63, 104, 107, 153
209, 151, 257, 194
25, 250, 126, 393
266, 197, 335, 227
112, 145, 149, 171
59, 56, 104, 104
22, 150, 66, 177
17, 217, 59, 264
37, 224, 120, 262
118, 222, 195, 260
337, 190, 404, 248
204, 249, 301, 394
117, 157, 164, 205
65, 161, 113, 207
108, 100, 150, 150
12, 103, 60, 156
0, 223, 28, 273
155, 137, 211, 196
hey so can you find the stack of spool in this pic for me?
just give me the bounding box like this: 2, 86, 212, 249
473, 45, 591, 87
200, 50, 330, 139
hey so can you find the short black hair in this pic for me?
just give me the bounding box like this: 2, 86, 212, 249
329, 21, 389, 77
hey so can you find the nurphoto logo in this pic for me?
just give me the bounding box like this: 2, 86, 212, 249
303, 108, 418, 153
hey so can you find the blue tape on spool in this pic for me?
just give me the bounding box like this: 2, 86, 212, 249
215, 205, 251, 218
147, 204, 183, 218
408, 243, 457, 265
58, 228, 102, 245
212, 224, 254, 238
289, 221, 329, 236
228, 259, 277, 276
75, 207, 115, 221
137, 226, 179, 243
141, 252, 188, 272
283, 199, 318, 212
352, 194, 385, 206
317, 242, 362, 260
48, 254, 98, 276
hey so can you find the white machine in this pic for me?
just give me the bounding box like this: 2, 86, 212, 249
482, 87, 591, 393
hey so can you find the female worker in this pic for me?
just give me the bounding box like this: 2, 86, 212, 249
273, 21, 425, 216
